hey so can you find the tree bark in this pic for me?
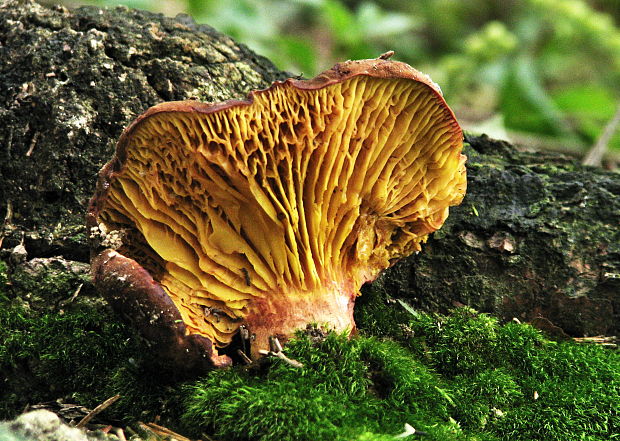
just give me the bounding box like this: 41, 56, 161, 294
1, 0, 618, 338
361, 134, 620, 337
0, 0, 287, 261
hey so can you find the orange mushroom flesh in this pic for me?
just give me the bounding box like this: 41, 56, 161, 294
88, 58, 466, 366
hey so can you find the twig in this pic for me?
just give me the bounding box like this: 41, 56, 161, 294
573, 335, 617, 348
114, 428, 127, 441
271, 350, 304, 368
378, 50, 395, 60
583, 103, 620, 167
25, 132, 39, 157
237, 349, 252, 365
259, 337, 304, 369
68, 283, 83, 303
141, 422, 193, 441
75, 394, 121, 428
269, 335, 283, 353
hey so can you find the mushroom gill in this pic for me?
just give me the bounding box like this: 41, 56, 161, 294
88, 57, 466, 366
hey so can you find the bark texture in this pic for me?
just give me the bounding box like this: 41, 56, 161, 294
1, 0, 618, 340
0, 0, 286, 261
360, 134, 620, 337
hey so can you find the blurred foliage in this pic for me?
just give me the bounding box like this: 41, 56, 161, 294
60, 0, 620, 160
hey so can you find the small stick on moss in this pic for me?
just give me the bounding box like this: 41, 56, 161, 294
25, 132, 39, 157
114, 428, 127, 441
141, 422, 192, 441
269, 336, 283, 353
259, 338, 304, 368
237, 349, 252, 365
272, 350, 304, 368
67, 283, 83, 304
573, 335, 617, 348
75, 394, 121, 428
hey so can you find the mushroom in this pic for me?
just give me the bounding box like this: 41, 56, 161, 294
87, 56, 466, 370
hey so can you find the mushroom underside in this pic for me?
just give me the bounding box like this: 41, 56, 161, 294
91, 70, 465, 361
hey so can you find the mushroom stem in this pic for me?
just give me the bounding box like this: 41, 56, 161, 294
244, 285, 356, 359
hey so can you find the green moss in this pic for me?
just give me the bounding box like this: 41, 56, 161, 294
355, 274, 415, 340
451, 368, 523, 429
404, 308, 619, 440
491, 342, 620, 440
0, 297, 186, 425
408, 308, 504, 377
184, 331, 479, 441
2, 258, 617, 441
182, 308, 618, 441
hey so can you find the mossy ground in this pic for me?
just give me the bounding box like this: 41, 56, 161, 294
0, 258, 184, 425
182, 311, 619, 441
1, 259, 618, 440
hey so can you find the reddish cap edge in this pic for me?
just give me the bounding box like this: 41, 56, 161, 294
91, 249, 232, 371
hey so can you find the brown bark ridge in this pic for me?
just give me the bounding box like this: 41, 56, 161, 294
1, 0, 618, 339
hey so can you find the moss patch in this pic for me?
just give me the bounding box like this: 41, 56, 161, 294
0, 269, 186, 425
405, 308, 619, 439
183, 333, 463, 441
182, 309, 619, 441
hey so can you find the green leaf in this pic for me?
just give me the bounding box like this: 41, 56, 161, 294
552, 84, 620, 151
552, 85, 615, 120
356, 2, 416, 39
500, 56, 573, 137
275, 36, 318, 75
186, 0, 211, 17
322, 0, 359, 47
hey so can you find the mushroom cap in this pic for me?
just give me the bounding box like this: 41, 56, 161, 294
87, 57, 466, 368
